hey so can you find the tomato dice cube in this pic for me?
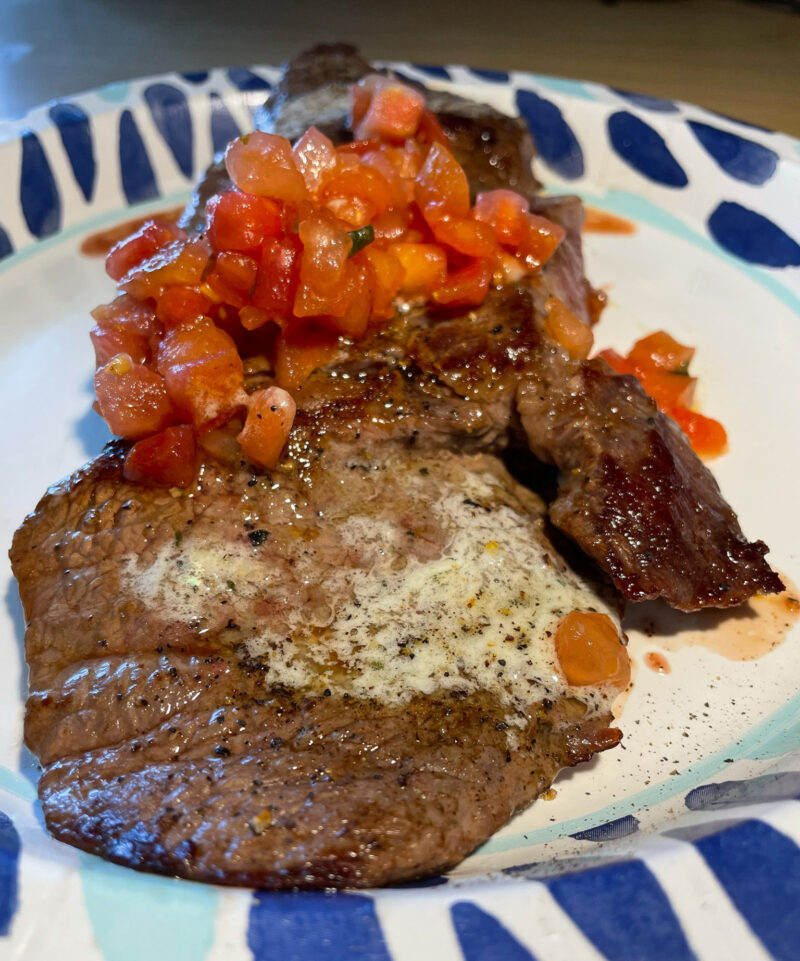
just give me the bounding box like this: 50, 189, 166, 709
105, 219, 185, 282
293, 126, 339, 196
352, 77, 425, 141
94, 355, 175, 439
225, 132, 309, 203
90, 326, 149, 367
389, 243, 447, 295
123, 425, 197, 487
252, 236, 302, 321
432, 259, 493, 308
415, 142, 470, 217
238, 386, 296, 470
206, 190, 281, 251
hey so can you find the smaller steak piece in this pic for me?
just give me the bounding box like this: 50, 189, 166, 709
518, 353, 784, 610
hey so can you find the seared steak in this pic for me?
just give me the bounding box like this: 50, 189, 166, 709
12, 443, 621, 887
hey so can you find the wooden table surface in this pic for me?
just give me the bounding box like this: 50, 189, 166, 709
2, 0, 799, 136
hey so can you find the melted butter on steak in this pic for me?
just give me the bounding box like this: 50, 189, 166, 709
124, 461, 619, 731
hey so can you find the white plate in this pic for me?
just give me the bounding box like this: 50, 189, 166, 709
1, 62, 799, 961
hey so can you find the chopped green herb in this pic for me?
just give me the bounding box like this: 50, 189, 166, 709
174, 530, 183, 546
348, 224, 375, 257
226, 580, 236, 592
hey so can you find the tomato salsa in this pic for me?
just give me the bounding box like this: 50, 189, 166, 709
90, 73, 726, 485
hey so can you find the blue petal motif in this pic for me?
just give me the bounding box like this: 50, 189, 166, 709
686, 772, 800, 810
413, 64, 452, 80
248, 892, 392, 961
469, 68, 510, 84
48, 101, 96, 201
210, 92, 242, 156
694, 819, 800, 961
708, 201, 800, 267
451, 903, 538, 961
0, 812, 21, 936
144, 83, 194, 179
688, 120, 778, 185
571, 814, 640, 842
613, 89, 680, 113
0, 226, 13, 262
545, 860, 698, 961
515, 90, 584, 179
20, 131, 61, 238
227, 68, 271, 93
182, 71, 209, 84
608, 111, 689, 187
119, 110, 159, 204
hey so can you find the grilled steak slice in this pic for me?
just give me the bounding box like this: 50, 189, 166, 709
12, 442, 622, 887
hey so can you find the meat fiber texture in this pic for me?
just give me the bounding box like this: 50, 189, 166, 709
9, 43, 782, 888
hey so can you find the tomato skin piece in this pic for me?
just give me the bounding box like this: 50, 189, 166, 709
427, 212, 498, 259
238, 386, 296, 470
415, 142, 470, 217
156, 286, 213, 328
105, 219, 185, 282
123, 425, 197, 487
473, 189, 530, 246
292, 126, 339, 197
544, 296, 594, 360
669, 407, 728, 459
252, 236, 302, 321
205, 190, 281, 252
157, 317, 245, 427
628, 331, 695, 372
225, 132, 309, 203
94, 355, 175, 439
121, 238, 211, 301
389, 242, 447, 295
275, 328, 339, 391
90, 326, 149, 367
432, 259, 492, 308
555, 611, 630, 689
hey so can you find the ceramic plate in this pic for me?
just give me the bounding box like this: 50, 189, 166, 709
1, 62, 800, 961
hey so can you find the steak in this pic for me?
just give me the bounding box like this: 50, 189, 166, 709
9, 44, 782, 887
12, 442, 621, 887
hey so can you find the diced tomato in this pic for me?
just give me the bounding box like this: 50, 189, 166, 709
416, 109, 448, 146
669, 407, 728, 459
363, 247, 404, 319
157, 317, 245, 427
123, 425, 197, 487
252, 236, 302, 322
237, 386, 296, 470
427, 213, 498, 259
94, 355, 175, 439
225, 131, 309, 203
628, 331, 695, 373
432, 259, 493, 308
555, 611, 630, 689
156, 286, 213, 328
352, 76, 425, 141
544, 296, 594, 360
518, 213, 566, 270
90, 326, 149, 367
321, 164, 395, 225
105, 219, 185, 282
91, 294, 160, 339
121, 238, 211, 301
473, 189, 530, 246
294, 210, 353, 317
639, 367, 696, 410
292, 126, 339, 197
275, 327, 339, 391
238, 305, 272, 331
597, 348, 636, 378
371, 208, 410, 244
326, 264, 370, 337
389, 242, 447, 295
205, 190, 281, 251
348, 74, 383, 130
381, 140, 425, 184
415, 142, 470, 217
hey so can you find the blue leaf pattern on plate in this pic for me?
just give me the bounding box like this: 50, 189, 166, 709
613, 89, 680, 113
608, 111, 689, 187
0, 812, 20, 937
227, 68, 271, 92
144, 83, 194, 179
545, 860, 698, 961
694, 820, 800, 961
689, 120, 778, 185
248, 892, 392, 961
119, 109, 159, 203
469, 68, 510, 84
20, 131, 61, 237
708, 201, 800, 267
451, 902, 538, 961
515, 89, 584, 179
210, 92, 242, 156
571, 814, 640, 842
0, 226, 13, 262
413, 64, 452, 80
48, 101, 96, 201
